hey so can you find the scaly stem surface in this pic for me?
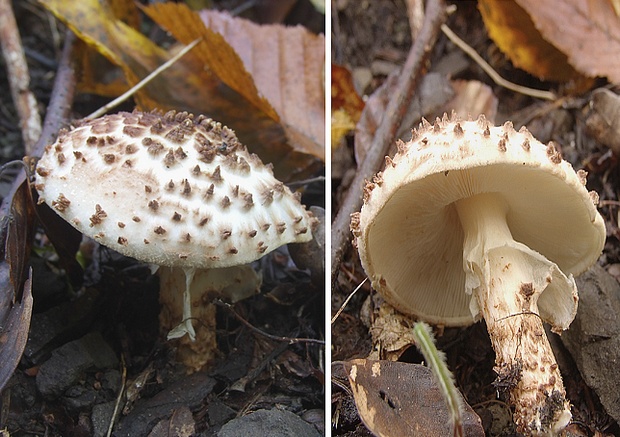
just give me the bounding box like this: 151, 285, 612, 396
456, 193, 573, 435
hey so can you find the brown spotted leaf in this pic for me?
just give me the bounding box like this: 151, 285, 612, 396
341, 359, 485, 437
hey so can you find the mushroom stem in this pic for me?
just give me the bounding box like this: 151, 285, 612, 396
455, 192, 573, 435
167, 267, 197, 341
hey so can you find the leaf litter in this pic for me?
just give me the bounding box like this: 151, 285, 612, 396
0, 1, 325, 435
332, 1, 620, 436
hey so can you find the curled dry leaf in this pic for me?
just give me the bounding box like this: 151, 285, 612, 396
478, 0, 593, 90
39, 0, 318, 180
516, 0, 620, 85
40, 0, 197, 110
341, 359, 485, 437
143, 4, 325, 160
367, 302, 418, 361
331, 64, 364, 149
0, 180, 36, 392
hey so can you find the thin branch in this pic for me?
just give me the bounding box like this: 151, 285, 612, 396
331, 0, 447, 284
215, 300, 325, 345
0, 0, 42, 155
0, 29, 77, 243
331, 278, 367, 324
86, 38, 202, 120
106, 355, 127, 437
440, 24, 556, 101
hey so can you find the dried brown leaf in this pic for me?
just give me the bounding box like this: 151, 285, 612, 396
143, 4, 325, 160
6, 180, 36, 290
141, 3, 278, 120
0, 266, 32, 392
584, 88, 620, 155
341, 359, 485, 437
515, 0, 620, 84
442, 80, 498, 124
0, 179, 36, 391
199, 9, 325, 160
478, 0, 584, 84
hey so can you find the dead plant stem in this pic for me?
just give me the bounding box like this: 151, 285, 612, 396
0, 0, 42, 155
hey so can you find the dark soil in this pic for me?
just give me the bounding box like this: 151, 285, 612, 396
332, 1, 620, 436
0, 1, 325, 436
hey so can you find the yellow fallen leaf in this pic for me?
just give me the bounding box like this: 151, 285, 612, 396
143, 3, 325, 160
331, 109, 355, 149
40, 0, 319, 179
74, 41, 129, 97
516, 0, 620, 85
478, 0, 588, 85
39, 0, 191, 110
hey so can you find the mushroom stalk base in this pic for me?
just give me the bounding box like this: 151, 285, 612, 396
456, 193, 573, 436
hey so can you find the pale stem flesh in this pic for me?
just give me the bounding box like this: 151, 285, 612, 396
455, 192, 572, 435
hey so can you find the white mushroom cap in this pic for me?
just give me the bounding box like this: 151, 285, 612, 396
351, 114, 605, 328
352, 113, 606, 434
35, 110, 316, 269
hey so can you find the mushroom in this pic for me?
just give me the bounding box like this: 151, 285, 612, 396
158, 264, 262, 371
351, 114, 605, 435
35, 110, 316, 348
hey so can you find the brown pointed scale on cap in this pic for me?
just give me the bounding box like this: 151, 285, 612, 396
36, 110, 315, 268
352, 113, 605, 436
36, 110, 317, 356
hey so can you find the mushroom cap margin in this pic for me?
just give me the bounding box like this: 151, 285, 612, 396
35, 110, 316, 269
352, 115, 606, 326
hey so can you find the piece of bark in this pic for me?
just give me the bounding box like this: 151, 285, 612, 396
562, 264, 620, 424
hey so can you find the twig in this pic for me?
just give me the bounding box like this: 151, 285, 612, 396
85, 38, 202, 120
0, 29, 77, 245
0, 0, 42, 155
440, 24, 556, 101
330, 0, 447, 284
215, 300, 325, 345
35, 31, 78, 158
286, 175, 325, 189
331, 278, 367, 324
106, 355, 127, 437
405, 0, 425, 40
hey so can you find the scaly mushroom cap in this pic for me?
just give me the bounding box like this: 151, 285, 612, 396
351, 114, 605, 327
35, 110, 316, 269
